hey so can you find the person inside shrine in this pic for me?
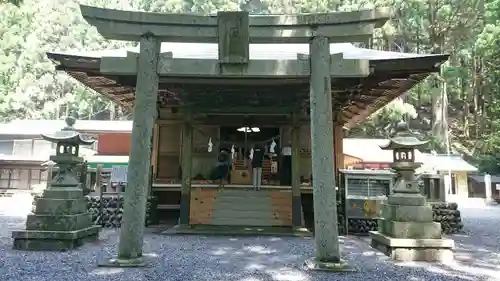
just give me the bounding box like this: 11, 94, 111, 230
214, 149, 231, 188
251, 144, 264, 190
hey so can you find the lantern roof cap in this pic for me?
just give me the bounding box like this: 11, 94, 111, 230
380, 121, 428, 150
41, 116, 95, 146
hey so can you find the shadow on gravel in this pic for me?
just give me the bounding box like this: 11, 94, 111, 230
2, 197, 498, 281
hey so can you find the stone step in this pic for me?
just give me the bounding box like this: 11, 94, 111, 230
212, 209, 278, 219
35, 198, 87, 215
379, 219, 442, 239
213, 201, 273, 212
211, 217, 282, 226
217, 190, 273, 198
26, 213, 93, 232
215, 195, 271, 203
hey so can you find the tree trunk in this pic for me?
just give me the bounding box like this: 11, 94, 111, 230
461, 57, 470, 138
473, 56, 480, 138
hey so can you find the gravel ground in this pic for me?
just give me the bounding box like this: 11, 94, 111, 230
1, 196, 499, 281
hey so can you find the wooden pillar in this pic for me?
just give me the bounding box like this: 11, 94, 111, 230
309, 36, 341, 262
291, 115, 302, 227
152, 123, 159, 181
333, 125, 344, 180
179, 113, 193, 225
116, 34, 160, 262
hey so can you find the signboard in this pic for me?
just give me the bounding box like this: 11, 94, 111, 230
110, 166, 128, 183
346, 198, 381, 219
496, 184, 500, 191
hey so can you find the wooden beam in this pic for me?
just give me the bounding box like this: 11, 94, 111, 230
80, 5, 389, 43
333, 125, 344, 178
291, 113, 302, 227
100, 54, 370, 77
49, 53, 100, 70
187, 106, 299, 115
373, 56, 448, 72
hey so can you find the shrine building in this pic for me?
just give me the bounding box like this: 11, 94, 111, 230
46, 6, 449, 229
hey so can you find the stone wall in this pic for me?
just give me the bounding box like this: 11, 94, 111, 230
32, 194, 158, 227
303, 198, 464, 235
432, 202, 464, 234
86, 195, 158, 227
345, 202, 464, 234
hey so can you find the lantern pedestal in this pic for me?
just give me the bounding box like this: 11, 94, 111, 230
369, 193, 454, 262
12, 117, 100, 251
369, 121, 454, 262
12, 187, 100, 251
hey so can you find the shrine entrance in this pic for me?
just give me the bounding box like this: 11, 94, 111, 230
219, 126, 281, 186
47, 4, 449, 267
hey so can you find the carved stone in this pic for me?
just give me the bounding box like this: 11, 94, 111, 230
370, 121, 454, 262
12, 117, 99, 251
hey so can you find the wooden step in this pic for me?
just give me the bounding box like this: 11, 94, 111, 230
211, 217, 285, 226
212, 209, 276, 219
209, 188, 288, 227
217, 189, 272, 198
214, 201, 273, 212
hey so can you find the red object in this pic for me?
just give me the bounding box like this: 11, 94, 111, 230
97, 133, 131, 155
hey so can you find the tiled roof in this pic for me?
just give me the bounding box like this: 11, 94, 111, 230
420, 153, 477, 172
469, 175, 500, 183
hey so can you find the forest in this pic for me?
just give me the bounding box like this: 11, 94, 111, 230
1, 0, 500, 172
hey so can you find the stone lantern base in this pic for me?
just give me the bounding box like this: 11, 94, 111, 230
369, 193, 454, 262
12, 188, 100, 251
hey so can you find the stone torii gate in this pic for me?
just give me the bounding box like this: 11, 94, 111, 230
80, 5, 390, 268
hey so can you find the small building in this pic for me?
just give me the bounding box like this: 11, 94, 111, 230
344, 138, 478, 200
419, 153, 477, 200
468, 175, 500, 200
0, 119, 131, 192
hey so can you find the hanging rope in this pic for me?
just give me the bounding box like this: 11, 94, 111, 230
192, 125, 281, 148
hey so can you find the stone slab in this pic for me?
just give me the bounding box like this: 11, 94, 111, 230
98, 256, 146, 268
382, 204, 433, 222
379, 219, 442, 239
369, 231, 454, 248
42, 189, 83, 200
26, 213, 93, 231
163, 224, 312, 237
387, 193, 427, 206
12, 225, 100, 251
35, 198, 87, 215
211, 217, 280, 226
12, 225, 100, 240
370, 232, 453, 262
303, 257, 356, 272
212, 209, 277, 219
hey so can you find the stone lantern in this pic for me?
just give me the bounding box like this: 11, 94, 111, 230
369, 121, 454, 262
381, 121, 428, 194
12, 117, 100, 251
